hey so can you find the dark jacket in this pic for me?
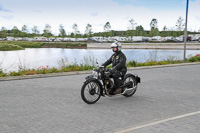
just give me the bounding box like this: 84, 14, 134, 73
102, 51, 127, 73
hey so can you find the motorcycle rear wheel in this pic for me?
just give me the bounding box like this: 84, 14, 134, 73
81, 80, 101, 104
122, 75, 137, 97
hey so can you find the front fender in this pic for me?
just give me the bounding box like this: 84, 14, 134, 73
84, 78, 104, 96
85, 75, 93, 80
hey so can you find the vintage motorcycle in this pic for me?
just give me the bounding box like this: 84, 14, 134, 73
81, 65, 141, 104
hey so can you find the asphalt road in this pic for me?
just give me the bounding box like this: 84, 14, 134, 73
0, 64, 200, 133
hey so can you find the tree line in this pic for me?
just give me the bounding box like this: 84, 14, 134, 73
0, 17, 199, 38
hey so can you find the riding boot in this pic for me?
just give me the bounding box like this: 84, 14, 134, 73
114, 88, 122, 94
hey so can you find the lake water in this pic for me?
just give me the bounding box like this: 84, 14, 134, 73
0, 48, 200, 73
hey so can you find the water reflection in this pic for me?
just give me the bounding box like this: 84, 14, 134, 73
0, 48, 199, 72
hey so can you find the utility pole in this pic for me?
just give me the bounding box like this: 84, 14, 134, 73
184, 0, 189, 63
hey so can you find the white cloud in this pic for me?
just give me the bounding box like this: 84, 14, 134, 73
0, 0, 199, 35
187, 0, 200, 31
91, 12, 98, 17
0, 3, 11, 12
32, 10, 42, 13
0, 15, 13, 20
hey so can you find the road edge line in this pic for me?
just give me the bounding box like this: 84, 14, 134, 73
115, 111, 200, 133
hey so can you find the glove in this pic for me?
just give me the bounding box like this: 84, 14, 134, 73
104, 69, 111, 76
109, 69, 115, 74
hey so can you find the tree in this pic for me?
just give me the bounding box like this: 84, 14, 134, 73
22, 25, 28, 33
176, 17, 185, 31
12, 26, 20, 37
1, 27, 6, 31
136, 25, 144, 36
149, 28, 159, 37
104, 22, 111, 32
72, 23, 80, 35
85, 23, 93, 37
59, 24, 66, 37
161, 26, 168, 37
172, 31, 178, 37
128, 18, 137, 30
150, 18, 159, 37
70, 32, 75, 38
43, 24, 52, 37
32, 25, 40, 35
150, 18, 158, 30
21, 25, 28, 37
0, 26, 7, 38
163, 26, 167, 31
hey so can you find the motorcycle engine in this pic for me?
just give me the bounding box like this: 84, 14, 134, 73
106, 79, 114, 89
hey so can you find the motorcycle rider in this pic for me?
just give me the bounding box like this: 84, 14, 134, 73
102, 41, 127, 94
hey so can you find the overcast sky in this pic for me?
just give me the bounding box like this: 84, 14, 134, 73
0, 0, 199, 35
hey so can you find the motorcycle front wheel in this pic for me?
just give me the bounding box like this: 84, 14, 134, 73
81, 80, 101, 104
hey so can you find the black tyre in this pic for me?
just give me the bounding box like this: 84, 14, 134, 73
122, 75, 137, 97
81, 80, 101, 104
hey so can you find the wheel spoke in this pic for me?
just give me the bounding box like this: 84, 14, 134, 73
85, 87, 90, 92
89, 83, 93, 89
82, 81, 101, 103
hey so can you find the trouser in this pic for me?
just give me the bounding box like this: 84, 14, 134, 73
111, 70, 126, 89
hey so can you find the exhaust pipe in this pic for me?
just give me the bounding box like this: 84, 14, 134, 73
122, 87, 136, 95
120, 81, 136, 95
120, 81, 133, 88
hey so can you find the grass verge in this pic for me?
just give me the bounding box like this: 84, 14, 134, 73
0, 41, 87, 50
0, 42, 25, 51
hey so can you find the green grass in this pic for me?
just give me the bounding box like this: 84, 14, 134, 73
0, 69, 7, 77
40, 42, 86, 48
0, 41, 87, 49
127, 54, 200, 67
3, 65, 96, 77
187, 54, 200, 62
0, 42, 25, 51
127, 60, 183, 67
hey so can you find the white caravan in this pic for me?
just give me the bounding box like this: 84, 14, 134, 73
164, 36, 174, 41
152, 36, 162, 41
34, 37, 47, 41
6, 36, 14, 41
119, 37, 128, 42
175, 36, 184, 42
14, 38, 23, 41
63, 37, 71, 41
91, 37, 103, 42
76, 38, 88, 41
132, 36, 143, 42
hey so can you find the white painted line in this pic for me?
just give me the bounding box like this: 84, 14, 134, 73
115, 111, 200, 133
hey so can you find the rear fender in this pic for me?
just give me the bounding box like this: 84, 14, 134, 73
124, 73, 141, 84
